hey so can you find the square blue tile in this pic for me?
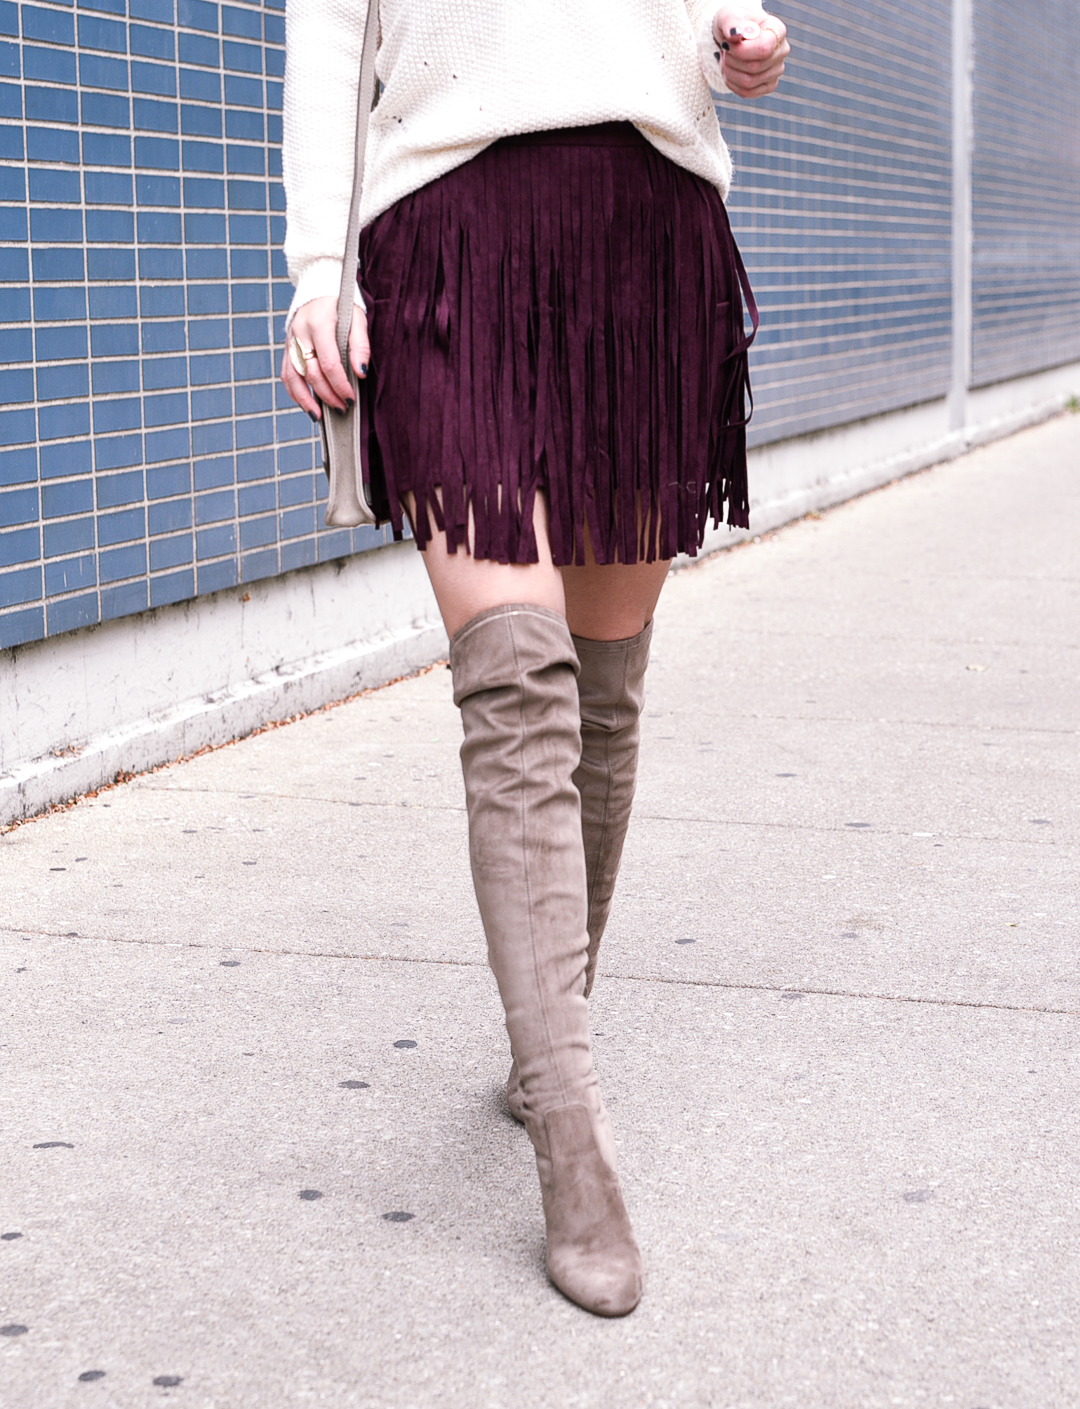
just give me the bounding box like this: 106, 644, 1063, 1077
1, 485, 39, 528
39, 439, 92, 479
45, 554, 97, 597
97, 469, 145, 508
98, 506, 146, 546
43, 517, 95, 559
99, 542, 147, 582
146, 461, 190, 498
0, 603, 45, 648
0, 525, 40, 568
196, 556, 236, 594
196, 522, 235, 558
101, 579, 149, 620
149, 569, 195, 608
47, 591, 100, 635
148, 531, 192, 571
148, 497, 191, 533
1, 564, 43, 609
240, 545, 279, 582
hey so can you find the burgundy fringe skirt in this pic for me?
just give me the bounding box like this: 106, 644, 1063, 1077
358, 122, 757, 565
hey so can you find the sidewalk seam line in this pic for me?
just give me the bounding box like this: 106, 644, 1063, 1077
5, 927, 1077, 1018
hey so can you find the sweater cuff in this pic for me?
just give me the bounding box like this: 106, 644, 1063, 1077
697, 11, 732, 95
286, 257, 366, 332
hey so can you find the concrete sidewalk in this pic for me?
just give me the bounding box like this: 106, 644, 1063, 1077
1, 413, 1078, 1408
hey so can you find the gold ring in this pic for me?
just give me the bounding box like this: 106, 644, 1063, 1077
762, 21, 783, 53
288, 335, 316, 377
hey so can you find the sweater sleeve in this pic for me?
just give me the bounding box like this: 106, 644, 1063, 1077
282, 0, 370, 328
687, 2, 731, 94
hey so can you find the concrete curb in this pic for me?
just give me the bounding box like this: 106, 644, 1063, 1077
3, 369, 1077, 829
0, 620, 447, 827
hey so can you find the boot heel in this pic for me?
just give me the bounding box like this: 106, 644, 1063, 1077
539, 1104, 643, 1317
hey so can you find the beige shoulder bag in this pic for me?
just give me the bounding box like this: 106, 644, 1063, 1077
320, 0, 380, 527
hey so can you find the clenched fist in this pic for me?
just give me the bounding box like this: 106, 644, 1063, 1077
712, 7, 789, 98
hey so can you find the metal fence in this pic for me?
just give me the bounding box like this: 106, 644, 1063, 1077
1, 0, 1078, 651
970, 0, 1080, 387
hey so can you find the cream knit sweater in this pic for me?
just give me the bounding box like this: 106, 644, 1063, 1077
283, 1, 742, 325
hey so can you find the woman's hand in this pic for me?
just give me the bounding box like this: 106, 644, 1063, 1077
280, 295, 371, 421
712, 8, 789, 98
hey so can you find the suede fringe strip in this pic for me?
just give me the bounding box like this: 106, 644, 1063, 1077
358, 122, 758, 566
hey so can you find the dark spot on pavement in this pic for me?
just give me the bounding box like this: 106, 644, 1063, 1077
50, 867, 67, 872
1, 1232, 23, 1240
299, 1189, 323, 1201
242, 860, 257, 866
382, 1211, 414, 1222
393, 1040, 417, 1049
775, 772, 798, 777
33, 1141, 74, 1149
152, 1376, 183, 1387
220, 960, 240, 967
780, 991, 805, 1000
339, 1080, 370, 1089
78, 1370, 106, 1382
1030, 818, 1051, 825
903, 1188, 934, 1203
0, 1324, 28, 1336
841, 931, 858, 938
845, 822, 871, 829
675, 937, 696, 945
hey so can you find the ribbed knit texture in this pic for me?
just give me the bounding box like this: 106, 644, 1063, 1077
283, 0, 744, 326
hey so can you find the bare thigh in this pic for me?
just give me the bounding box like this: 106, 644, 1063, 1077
411, 493, 671, 643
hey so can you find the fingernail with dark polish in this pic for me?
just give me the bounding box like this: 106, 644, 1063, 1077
721, 40, 730, 50
307, 410, 319, 423
360, 363, 369, 377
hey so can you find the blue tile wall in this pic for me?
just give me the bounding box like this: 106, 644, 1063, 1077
2, 1, 1078, 651
722, 0, 953, 444
971, 0, 1080, 387
0, 0, 388, 650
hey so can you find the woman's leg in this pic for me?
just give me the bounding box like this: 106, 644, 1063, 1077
416, 497, 664, 1317
424, 503, 670, 1001
504, 542, 670, 1124
561, 549, 669, 986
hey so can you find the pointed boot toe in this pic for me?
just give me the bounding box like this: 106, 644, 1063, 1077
539, 1104, 643, 1317
547, 1234, 643, 1317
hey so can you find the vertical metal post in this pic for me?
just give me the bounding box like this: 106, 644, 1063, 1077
949, 0, 974, 432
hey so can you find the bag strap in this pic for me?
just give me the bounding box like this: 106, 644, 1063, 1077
334, 0, 379, 368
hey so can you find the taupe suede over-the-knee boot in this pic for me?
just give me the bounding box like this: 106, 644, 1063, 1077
508, 622, 653, 1123
450, 603, 642, 1318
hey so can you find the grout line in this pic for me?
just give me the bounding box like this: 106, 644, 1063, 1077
4, 926, 1077, 1018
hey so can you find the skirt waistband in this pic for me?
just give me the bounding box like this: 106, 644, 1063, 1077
495, 121, 649, 149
